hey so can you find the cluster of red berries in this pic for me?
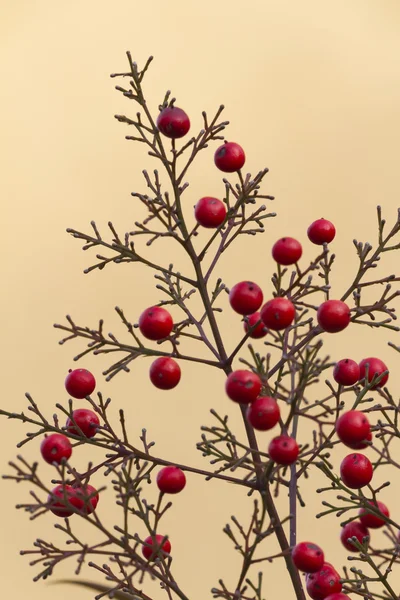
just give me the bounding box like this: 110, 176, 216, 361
291, 542, 345, 600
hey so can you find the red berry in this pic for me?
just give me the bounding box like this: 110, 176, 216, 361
340, 521, 369, 552
142, 534, 171, 561
272, 237, 302, 265
340, 453, 373, 489
325, 595, 351, 600
156, 106, 190, 139
246, 396, 280, 431
359, 357, 389, 389
194, 197, 226, 228
268, 435, 299, 465
244, 313, 268, 339
261, 298, 295, 331
149, 357, 181, 390
225, 370, 262, 404
336, 410, 371, 450
307, 219, 336, 245
156, 466, 186, 494
229, 281, 263, 316
71, 484, 99, 515
333, 359, 360, 386
292, 542, 325, 573
139, 306, 173, 341
66, 408, 100, 438
40, 434, 72, 465
317, 300, 350, 333
48, 484, 80, 517
214, 142, 245, 173
359, 500, 389, 529
306, 563, 342, 600
65, 369, 96, 399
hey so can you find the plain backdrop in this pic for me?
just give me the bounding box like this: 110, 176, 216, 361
1, 1, 400, 599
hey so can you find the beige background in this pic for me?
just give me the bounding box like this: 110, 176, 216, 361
1, 0, 400, 598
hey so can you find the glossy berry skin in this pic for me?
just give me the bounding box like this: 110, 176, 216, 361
359, 500, 389, 529
324, 595, 351, 600
335, 410, 371, 449
246, 396, 280, 431
272, 237, 302, 265
268, 435, 299, 465
214, 142, 245, 173
194, 197, 226, 228
340, 453, 373, 489
244, 312, 268, 339
261, 298, 295, 331
142, 534, 171, 561
65, 369, 96, 399
156, 466, 186, 494
340, 521, 369, 552
229, 281, 263, 316
156, 106, 190, 139
333, 359, 360, 386
48, 485, 81, 517
139, 306, 173, 341
149, 357, 181, 390
74, 484, 99, 514
306, 563, 342, 600
40, 434, 72, 465
225, 370, 262, 404
317, 300, 350, 333
307, 219, 336, 245
359, 357, 389, 389
292, 542, 325, 573
66, 408, 100, 438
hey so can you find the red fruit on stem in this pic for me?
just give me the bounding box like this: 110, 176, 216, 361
359, 500, 390, 529
335, 410, 371, 450
340, 521, 369, 552
40, 434, 72, 465
66, 408, 100, 438
139, 306, 173, 341
149, 357, 181, 390
244, 312, 268, 339
225, 370, 262, 404
214, 142, 245, 172
261, 298, 295, 331
307, 219, 336, 245
306, 563, 342, 600
156, 466, 186, 494
340, 453, 373, 489
333, 359, 360, 386
74, 484, 100, 514
292, 541, 325, 573
65, 369, 96, 399
142, 534, 171, 561
317, 300, 350, 333
272, 237, 302, 265
246, 396, 280, 431
229, 281, 263, 316
48, 484, 80, 517
359, 357, 389, 389
194, 197, 226, 228
268, 435, 299, 465
156, 106, 190, 139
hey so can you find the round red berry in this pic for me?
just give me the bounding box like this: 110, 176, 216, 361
246, 396, 280, 431
74, 484, 99, 514
156, 466, 186, 494
40, 434, 72, 465
268, 435, 299, 465
306, 563, 342, 600
325, 595, 351, 600
261, 298, 295, 331
359, 500, 389, 529
229, 281, 263, 316
317, 300, 350, 333
340, 521, 369, 552
194, 197, 226, 228
335, 410, 371, 450
340, 453, 373, 489
359, 357, 389, 389
149, 357, 181, 390
156, 106, 190, 139
333, 359, 360, 386
66, 409, 100, 438
142, 534, 171, 561
139, 306, 173, 341
48, 484, 80, 517
214, 142, 245, 173
292, 542, 325, 573
307, 219, 336, 245
65, 369, 96, 399
272, 237, 302, 265
243, 312, 268, 339
225, 370, 262, 404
